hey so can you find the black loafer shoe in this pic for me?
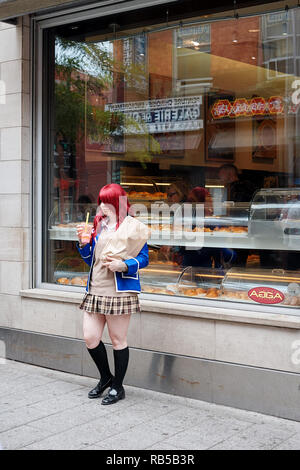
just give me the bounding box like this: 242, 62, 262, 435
101, 387, 125, 405
88, 376, 113, 399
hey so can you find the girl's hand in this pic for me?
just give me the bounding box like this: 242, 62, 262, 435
76, 224, 84, 242
76, 224, 90, 245
102, 257, 128, 272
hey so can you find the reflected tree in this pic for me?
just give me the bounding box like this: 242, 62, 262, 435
54, 36, 160, 167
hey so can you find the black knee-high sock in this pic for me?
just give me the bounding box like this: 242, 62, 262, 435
112, 347, 129, 391
87, 341, 112, 384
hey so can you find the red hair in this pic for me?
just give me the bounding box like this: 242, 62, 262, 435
91, 184, 131, 241
187, 187, 209, 203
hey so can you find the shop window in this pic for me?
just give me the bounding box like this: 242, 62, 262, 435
42, 6, 300, 312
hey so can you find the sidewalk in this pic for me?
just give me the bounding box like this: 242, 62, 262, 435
1, 359, 300, 450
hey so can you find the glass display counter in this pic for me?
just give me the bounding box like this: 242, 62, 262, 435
48, 203, 97, 241
222, 268, 300, 308
48, 189, 300, 250
46, 187, 300, 312
140, 264, 224, 298
141, 264, 300, 309
249, 188, 300, 250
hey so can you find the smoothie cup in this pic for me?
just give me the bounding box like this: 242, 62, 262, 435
80, 211, 91, 244
81, 228, 92, 244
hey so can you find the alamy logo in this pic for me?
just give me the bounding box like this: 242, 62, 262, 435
0, 80, 6, 104
291, 340, 300, 366
292, 80, 300, 106
0, 340, 6, 364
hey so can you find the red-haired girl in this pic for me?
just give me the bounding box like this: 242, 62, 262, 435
76, 183, 149, 405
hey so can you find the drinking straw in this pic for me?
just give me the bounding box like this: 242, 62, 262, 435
84, 212, 90, 231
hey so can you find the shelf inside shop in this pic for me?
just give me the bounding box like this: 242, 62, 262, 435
48, 225, 300, 250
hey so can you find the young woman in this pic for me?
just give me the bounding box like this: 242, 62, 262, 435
76, 183, 149, 405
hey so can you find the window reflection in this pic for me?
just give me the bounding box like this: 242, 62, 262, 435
45, 7, 300, 310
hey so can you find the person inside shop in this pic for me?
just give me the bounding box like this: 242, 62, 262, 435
166, 182, 189, 206
218, 164, 257, 203
76, 183, 149, 405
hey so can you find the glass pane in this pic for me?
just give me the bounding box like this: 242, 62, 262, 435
43, 6, 300, 311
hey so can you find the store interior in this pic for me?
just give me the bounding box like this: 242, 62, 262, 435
46, 6, 300, 310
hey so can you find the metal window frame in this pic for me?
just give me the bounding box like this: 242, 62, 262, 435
35, 0, 177, 28
32, 0, 300, 317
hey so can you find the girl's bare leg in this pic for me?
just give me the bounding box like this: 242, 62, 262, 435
83, 311, 106, 349
105, 314, 131, 350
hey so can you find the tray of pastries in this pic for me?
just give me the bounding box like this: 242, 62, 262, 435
141, 284, 176, 295
147, 224, 248, 235
177, 286, 221, 298
141, 283, 221, 298
56, 275, 88, 287
128, 191, 167, 200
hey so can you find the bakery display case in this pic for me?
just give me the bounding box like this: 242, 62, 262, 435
48, 189, 300, 250
141, 263, 300, 310
54, 256, 89, 287
140, 263, 182, 295
176, 266, 224, 298
140, 264, 224, 298
222, 268, 300, 308
47, 185, 300, 306
134, 199, 249, 248
48, 203, 97, 241
249, 188, 300, 249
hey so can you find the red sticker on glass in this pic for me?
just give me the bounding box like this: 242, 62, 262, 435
248, 287, 285, 304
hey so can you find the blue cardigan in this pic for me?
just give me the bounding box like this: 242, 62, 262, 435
77, 234, 149, 293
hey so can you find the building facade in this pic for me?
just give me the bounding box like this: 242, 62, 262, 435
1, 0, 300, 420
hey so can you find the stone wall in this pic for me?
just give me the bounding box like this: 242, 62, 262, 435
0, 17, 31, 323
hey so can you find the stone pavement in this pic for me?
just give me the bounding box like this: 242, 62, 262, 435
1, 359, 300, 450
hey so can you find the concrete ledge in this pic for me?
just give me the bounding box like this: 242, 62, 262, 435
1, 326, 300, 422
20, 288, 300, 329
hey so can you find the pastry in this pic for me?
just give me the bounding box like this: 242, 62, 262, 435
286, 296, 299, 306
152, 288, 172, 294
154, 192, 167, 199
184, 289, 198, 296
231, 226, 248, 233
57, 277, 70, 285
71, 277, 86, 286
205, 288, 219, 298
161, 289, 175, 295
241, 292, 249, 300
196, 288, 206, 294
141, 285, 156, 293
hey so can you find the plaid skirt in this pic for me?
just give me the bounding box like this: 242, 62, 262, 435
79, 292, 141, 315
